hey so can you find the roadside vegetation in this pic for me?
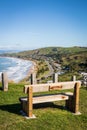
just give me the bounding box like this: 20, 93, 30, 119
36, 60, 49, 79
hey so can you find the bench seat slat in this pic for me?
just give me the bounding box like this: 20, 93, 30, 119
33, 94, 69, 104
19, 94, 69, 104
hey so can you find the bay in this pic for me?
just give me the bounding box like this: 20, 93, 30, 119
0, 57, 33, 83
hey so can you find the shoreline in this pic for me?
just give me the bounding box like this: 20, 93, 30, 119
26, 59, 37, 76
17, 58, 37, 83
0, 56, 37, 83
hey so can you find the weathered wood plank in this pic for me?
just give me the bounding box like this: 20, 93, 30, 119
20, 94, 69, 104
27, 86, 33, 117
49, 85, 62, 90
33, 94, 69, 104
24, 81, 81, 93
73, 82, 80, 113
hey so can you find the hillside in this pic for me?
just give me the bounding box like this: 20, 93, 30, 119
1, 46, 87, 82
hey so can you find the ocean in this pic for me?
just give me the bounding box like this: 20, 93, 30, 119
0, 50, 33, 82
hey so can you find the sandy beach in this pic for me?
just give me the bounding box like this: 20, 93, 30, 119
19, 59, 37, 83
0, 57, 37, 83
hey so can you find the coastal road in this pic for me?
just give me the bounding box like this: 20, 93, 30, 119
44, 60, 54, 78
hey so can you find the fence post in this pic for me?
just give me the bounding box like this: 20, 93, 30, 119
83, 75, 87, 88
72, 75, 76, 81
53, 73, 58, 83
30, 73, 37, 85
2, 72, 8, 91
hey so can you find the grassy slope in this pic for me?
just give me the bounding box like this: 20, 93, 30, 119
0, 83, 87, 130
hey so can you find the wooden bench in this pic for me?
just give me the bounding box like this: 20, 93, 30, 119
19, 81, 81, 118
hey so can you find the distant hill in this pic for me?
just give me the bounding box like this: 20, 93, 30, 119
0, 49, 20, 54
1, 46, 87, 74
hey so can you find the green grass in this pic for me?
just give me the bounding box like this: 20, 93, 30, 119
36, 60, 49, 79
0, 83, 87, 130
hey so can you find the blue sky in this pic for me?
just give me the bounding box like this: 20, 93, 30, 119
0, 0, 87, 50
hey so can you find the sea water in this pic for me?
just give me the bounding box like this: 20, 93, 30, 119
0, 57, 33, 82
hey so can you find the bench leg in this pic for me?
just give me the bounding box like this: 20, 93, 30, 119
66, 83, 81, 114
73, 82, 80, 113
27, 87, 33, 117
66, 95, 73, 111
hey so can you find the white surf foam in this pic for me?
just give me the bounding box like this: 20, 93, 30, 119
0, 57, 33, 83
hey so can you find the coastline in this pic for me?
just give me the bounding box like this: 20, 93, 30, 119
27, 60, 37, 76
19, 58, 37, 83
0, 56, 37, 83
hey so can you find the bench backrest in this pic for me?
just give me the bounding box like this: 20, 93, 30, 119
24, 81, 81, 94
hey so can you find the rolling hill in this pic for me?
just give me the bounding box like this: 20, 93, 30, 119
1, 46, 87, 81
